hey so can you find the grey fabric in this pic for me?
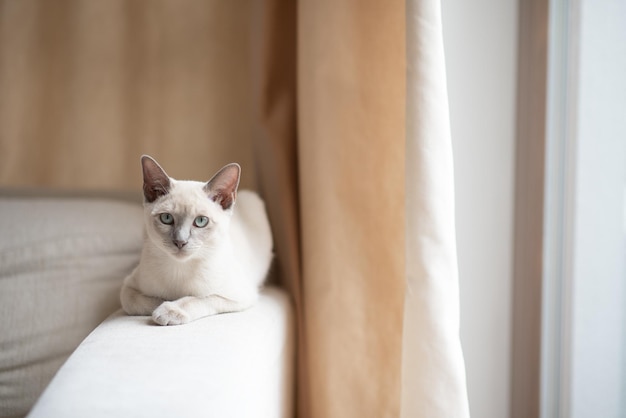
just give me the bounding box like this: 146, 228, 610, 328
0, 198, 143, 418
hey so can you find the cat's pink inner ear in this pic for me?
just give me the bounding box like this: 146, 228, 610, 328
141, 155, 171, 203
204, 163, 240, 210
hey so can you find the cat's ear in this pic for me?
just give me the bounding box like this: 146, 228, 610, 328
204, 163, 240, 210
141, 155, 171, 203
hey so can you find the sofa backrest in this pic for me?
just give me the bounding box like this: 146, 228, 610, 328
0, 196, 143, 418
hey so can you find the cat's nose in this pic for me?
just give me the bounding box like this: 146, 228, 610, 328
173, 239, 187, 249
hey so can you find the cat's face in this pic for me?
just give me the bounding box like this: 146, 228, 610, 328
140, 156, 240, 261
145, 180, 228, 260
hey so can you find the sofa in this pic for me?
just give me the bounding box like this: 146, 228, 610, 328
0, 193, 294, 418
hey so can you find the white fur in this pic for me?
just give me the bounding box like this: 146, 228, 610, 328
120, 176, 273, 326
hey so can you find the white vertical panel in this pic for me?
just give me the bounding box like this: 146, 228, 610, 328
441, 0, 518, 417
402, 1, 470, 417
570, 1, 626, 417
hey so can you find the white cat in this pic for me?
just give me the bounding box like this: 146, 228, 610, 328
120, 155, 273, 326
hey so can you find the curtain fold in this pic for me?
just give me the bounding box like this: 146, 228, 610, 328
255, 1, 470, 416
250, 1, 307, 417
402, 0, 470, 417
297, 0, 406, 416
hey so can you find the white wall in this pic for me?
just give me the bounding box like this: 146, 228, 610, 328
441, 1, 518, 417
569, 1, 626, 416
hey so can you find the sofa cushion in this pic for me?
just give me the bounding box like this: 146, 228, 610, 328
27, 287, 294, 418
0, 197, 143, 418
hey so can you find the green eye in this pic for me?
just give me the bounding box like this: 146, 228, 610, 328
194, 216, 209, 228
159, 213, 174, 225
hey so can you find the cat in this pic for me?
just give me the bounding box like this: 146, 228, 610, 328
120, 155, 273, 326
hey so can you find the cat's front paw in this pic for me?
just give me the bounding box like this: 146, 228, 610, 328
152, 301, 190, 326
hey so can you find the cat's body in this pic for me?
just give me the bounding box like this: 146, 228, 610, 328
120, 156, 272, 326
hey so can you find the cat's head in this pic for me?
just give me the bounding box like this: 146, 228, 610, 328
140, 155, 240, 261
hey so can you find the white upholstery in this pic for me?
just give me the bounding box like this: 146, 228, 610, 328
0, 196, 294, 418
27, 287, 294, 418
0, 197, 143, 418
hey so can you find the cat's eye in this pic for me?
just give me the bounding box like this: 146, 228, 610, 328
159, 213, 174, 225
194, 216, 209, 228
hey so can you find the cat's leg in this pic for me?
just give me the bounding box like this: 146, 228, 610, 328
120, 284, 164, 316
152, 294, 257, 326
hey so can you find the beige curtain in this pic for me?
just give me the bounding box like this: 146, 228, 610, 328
0, 0, 470, 417
0, 1, 257, 190
255, 0, 470, 416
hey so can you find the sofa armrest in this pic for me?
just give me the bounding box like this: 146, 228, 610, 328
27, 287, 295, 418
